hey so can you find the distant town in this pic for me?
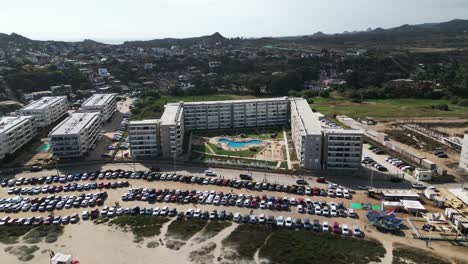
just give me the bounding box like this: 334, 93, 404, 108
0, 18, 468, 264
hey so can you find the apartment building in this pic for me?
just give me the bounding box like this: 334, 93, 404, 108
0, 116, 35, 159
128, 119, 160, 158
460, 134, 468, 171
183, 97, 289, 130
323, 131, 363, 170
49, 112, 102, 158
290, 98, 323, 170
290, 98, 363, 170
81, 93, 117, 122
160, 104, 185, 158
19, 96, 68, 128
130, 97, 362, 170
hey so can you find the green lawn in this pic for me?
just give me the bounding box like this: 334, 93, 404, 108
312, 97, 468, 119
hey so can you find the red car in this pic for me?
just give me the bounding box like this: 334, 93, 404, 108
332, 222, 341, 234
316, 177, 326, 183
157, 194, 164, 202
313, 187, 320, 196
250, 199, 258, 208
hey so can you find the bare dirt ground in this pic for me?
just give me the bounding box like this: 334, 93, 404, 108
372, 119, 468, 180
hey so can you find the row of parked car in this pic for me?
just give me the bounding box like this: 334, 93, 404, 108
121, 188, 356, 218
384, 157, 414, 171
2, 170, 336, 198
369, 145, 385, 155
362, 156, 388, 172
0, 192, 107, 213
6, 181, 129, 196
0, 213, 81, 226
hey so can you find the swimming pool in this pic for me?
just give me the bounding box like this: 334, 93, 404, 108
218, 138, 263, 148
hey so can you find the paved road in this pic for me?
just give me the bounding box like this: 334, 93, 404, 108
2, 159, 429, 191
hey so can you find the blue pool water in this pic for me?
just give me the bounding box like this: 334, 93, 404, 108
36, 144, 51, 153
218, 138, 263, 148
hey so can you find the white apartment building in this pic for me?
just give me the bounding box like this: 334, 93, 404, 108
81, 93, 117, 122
49, 112, 102, 158
183, 97, 289, 130
128, 120, 161, 158
290, 98, 363, 170
130, 97, 363, 170
19, 96, 68, 129
0, 116, 35, 159
160, 104, 185, 158
460, 134, 468, 171
290, 98, 323, 170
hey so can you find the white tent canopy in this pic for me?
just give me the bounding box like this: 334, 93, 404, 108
401, 199, 426, 211
51, 253, 73, 264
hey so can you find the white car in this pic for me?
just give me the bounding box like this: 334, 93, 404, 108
107, 207, 115, 217
328, 189, 335, 197
285, 217, 293, 228
276, 216, 284, 226
322, 221, 330, 232
315, 206, 321, 215
116, 207, 124, 215
233, 213, 241, 222
193, 209, 202, 218
305, 187, 312, 195
101, 206, 109, 215
243, 199, 251, 207
160, 206, 169, 216
335, 188, 343, 197
348, 208, 356, 218
258, 214, 266, 224
353, 225, 362, 237
204, 170, 217, 176
297, 204, 304, 214
330, 206, 337, 217
213, 195, 221, 205
153, 207, 161, 216
343, 189, 350, 199
322, 206, 329, 216
259, 201, 266, 209
289, 197, 297, 206
342, 224, 350, 236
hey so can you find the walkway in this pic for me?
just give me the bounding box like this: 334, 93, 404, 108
283, 128, 292, 170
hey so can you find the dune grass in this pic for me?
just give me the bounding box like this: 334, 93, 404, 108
392, 244, 450, 264
259, 229, 385, 264
166, 220, 207, 240
109, 215, 170, 241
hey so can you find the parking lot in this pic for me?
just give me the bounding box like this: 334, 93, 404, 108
0, 169, 383, 236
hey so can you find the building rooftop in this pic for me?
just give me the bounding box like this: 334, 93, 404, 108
290, 98, 322, 135
21, 96, 66, 111
49, 112, 100, 136
160, 103, 183, 125
129, 119, 160, 126
82, 93, 116, 108
0, 116, 33, 134
183, 97, 289, 105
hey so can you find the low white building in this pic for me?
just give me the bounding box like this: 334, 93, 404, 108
0, 116, 35, 159
19, 96, 68, 129
128, 119, 161, 158
460, 134, 468, 171
81, 93, 117, 122
49, 112, 102, 158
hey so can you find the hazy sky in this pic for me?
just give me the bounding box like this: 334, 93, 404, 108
1, 0, 467, 43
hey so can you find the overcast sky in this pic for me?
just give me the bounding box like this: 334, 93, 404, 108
1, 0, 467, 43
